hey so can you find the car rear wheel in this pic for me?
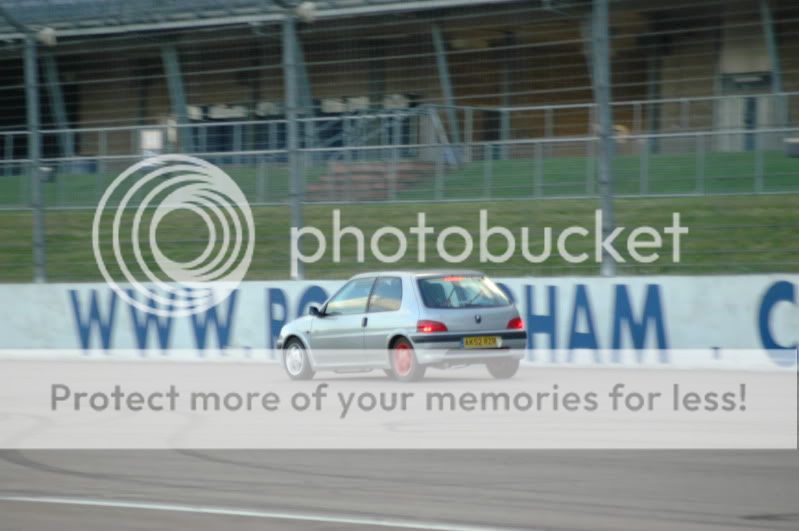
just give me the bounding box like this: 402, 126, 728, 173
389, 338, 425, 382
486, 358, 520, 379
283, 338, 315, 380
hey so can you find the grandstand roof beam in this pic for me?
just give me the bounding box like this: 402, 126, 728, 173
43, 52, 75, 158
292, 29, 317, 153
0, 0, 520, 40
0, 5, 28, 35
161, 44, 192, 153
431, 23, 462, 151
759, 0, 785, 125
499, 31, 516, 158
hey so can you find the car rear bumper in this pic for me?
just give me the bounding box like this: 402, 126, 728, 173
414, 348, 525, 366
410, 330, 526, 365
411, 331, 526, 347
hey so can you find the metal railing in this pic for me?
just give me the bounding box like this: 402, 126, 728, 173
2, 91, 796, 159
1, 126, 797, 210
425, 92, 799, 157
1, 92, 797, 210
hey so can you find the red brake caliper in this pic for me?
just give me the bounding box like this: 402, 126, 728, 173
393, 344, 412, 375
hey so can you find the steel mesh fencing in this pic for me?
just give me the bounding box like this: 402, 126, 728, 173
0, 0, 798, 281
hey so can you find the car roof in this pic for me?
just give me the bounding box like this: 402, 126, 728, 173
348, 269, 486, 280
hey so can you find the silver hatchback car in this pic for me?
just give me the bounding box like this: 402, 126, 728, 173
276, 270, 527, 381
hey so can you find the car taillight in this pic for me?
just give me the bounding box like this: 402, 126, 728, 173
417, 320, 448, 333
507, 316, 524, 330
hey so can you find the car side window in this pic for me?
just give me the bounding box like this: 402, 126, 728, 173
325, 277, 375, 315
368, 277, 403, 313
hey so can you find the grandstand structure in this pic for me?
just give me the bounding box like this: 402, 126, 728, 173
0, 2, 796, 171
0, 1, 796, 168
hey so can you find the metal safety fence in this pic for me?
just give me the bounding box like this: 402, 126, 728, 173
0, 114, 798, 209
1, 0, 799, 281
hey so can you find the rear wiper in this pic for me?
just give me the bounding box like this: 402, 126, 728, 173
443, 287, 457, 307
464, 289, 486, 307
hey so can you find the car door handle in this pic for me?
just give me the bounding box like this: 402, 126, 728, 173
362, 317, 368, 328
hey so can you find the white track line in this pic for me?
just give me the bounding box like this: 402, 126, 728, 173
0, 495, 528, 531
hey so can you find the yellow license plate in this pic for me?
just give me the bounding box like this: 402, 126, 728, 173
463, 336, 499, 348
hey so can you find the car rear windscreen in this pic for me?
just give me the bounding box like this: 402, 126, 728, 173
417, 275, 510, 309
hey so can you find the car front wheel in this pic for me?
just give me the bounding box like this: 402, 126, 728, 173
283, 338, 315, 380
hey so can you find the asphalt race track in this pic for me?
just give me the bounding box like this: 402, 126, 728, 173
0, 448, 797, 530
0, 365, 797, 530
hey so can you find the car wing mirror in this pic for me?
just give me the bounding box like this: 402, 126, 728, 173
309, 304, 323, 317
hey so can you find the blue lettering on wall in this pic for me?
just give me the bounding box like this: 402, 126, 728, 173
69, 289, 118, 351
267, 288, 288, 350
524, 285, 557, 354
567, 284, 600, 360
190, 290, 238, 351
758, 280, 797, 367
296, 285, 329, 318
126, 289, 175, 353
496, 282, 515, 304
611, 284, 668, 362
267, 285, 330, 349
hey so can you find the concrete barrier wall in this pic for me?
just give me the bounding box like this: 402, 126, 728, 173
0, 275, 796, 368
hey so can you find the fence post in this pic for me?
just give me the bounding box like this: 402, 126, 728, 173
639, 136, 649, 195
343, 117, 352, 203
25, 35, 46, 283
590, 0, 616, 276
97, 130, 107, 202
390, 113, 401, 200
4, 134, 13, 179
56, 154, 65, 207
256, 154, 267, 203
464, 106, 473, 163
269, 120, 277, 152
534, 141, 544, 198
233, 123, 243, 165
680, 98, 689, 130
199, 124, 207, 152
283, 14, 304, 278
483, 143, 492, 199
500, 108, 510, 160
435, 145, 444, 200
585, 138, 595, 196
696, 134, 705, 195
754, 130, 764, 193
